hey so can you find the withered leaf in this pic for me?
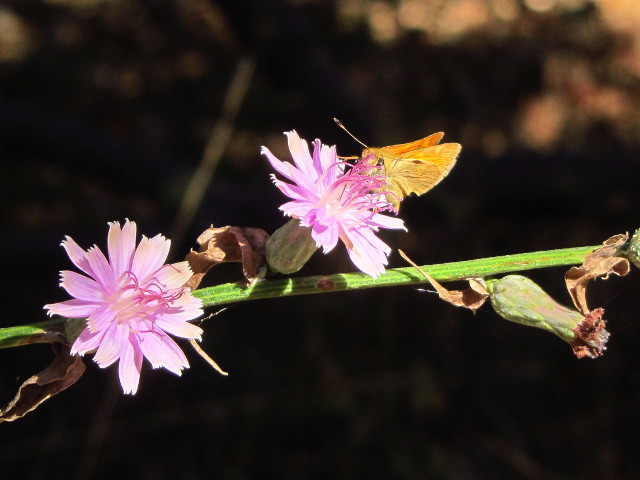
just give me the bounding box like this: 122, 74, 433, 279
423, 275, 489, 312
399, 250, 489, 311
185, 226, 269, 289
0, 343, 85, 423
565, 234, 630, 315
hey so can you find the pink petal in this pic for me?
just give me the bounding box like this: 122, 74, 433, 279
318, 144, 342, 184
138, 331, 188, 375
154, 261, 193, 290
87, 305, 117, 333
321, 144, 340, 172
93, 323, 128, 368
311, 221, 339, 252
60, 270, 104, 302
118, 336, 143, 394
107, 220, 137, 278
344, 229, 389, 278
311, 139, 323, 178
261, 146, 296, 180
44, 298, 99, 318
279, 200, 314, 219
169, 291, 203, 309
272, 177, 316, 202
85, 246, 117, 292
347, 247, 384, 278
61, 236, 94, 277
132, 234, 171, 284
357, 227, 392, 257
71, 327, 104, 355
285, 131, 317, 181
155, 314, 203, 339
369, 213, 406, 231
262, 148, 318, 194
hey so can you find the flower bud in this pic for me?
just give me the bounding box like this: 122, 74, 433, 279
265, 218, 319, 274
628, 228, 640, 270
486, 275, 609, 358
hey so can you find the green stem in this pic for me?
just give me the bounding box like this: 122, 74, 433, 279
194, 244, 598, 306
0, 244, 599, 349
0, 319, 67, 349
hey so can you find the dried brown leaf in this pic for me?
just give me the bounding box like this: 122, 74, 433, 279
0, 343, 85, 423
565, 234, 630, 315
399, 250, 489, 311
185, 225, 269, 289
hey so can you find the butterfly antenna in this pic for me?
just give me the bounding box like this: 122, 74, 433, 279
333, 118, 368, 148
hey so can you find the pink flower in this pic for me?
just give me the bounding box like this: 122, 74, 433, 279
262, 131, 406, 277
44, 220, 204, 394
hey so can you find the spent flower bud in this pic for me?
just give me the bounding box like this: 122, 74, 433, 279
266, 218, 319, 274
486, 275, 609, 358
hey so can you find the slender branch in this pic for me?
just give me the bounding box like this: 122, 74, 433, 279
0, 244, 600, 349
194, 244, 599, 307
0, 319, 67, 349
170, 56, 256, 244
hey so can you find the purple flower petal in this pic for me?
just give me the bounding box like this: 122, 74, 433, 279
107, 220, 137, 278
132, 234, 171, 284
61, 236, 94, 277
263, 131, 405, 277
59, 270, 103, 302
118, 336, 144, 395
71, 327, 105, 355
44, 298, 100, 318
155, 314, 203, 339
285, 131, 317, 180
45, 220, 204, 394
139, 332, 189, 375
85, 245, 117, 292
155, 261, 193, 290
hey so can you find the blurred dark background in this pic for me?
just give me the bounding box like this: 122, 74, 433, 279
1, 0, 640, 478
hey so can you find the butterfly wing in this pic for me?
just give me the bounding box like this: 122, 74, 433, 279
383, 142, 461, 208
361, 132, 445, 162
374, 132, 445, 155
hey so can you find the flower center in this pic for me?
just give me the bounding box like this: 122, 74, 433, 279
108, 270, 184, 323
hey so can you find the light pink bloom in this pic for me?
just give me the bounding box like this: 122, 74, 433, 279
262, 130, 406, 277
44, 220, 203, 394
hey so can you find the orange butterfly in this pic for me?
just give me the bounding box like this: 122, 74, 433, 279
334, 120, 461, 210
359, 132, 461, 210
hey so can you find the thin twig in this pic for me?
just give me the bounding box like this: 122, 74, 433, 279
171, 56, 256, 244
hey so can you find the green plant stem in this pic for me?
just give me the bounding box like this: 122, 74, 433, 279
194, 244, 599, 306
0, 244, 600, 349
0, 319, 67, 349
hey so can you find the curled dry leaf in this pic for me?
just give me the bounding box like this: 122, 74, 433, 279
0, 343, 85, 423
399, 250, 489, 312
565, 234, 630, 315
185, 226, 270, 289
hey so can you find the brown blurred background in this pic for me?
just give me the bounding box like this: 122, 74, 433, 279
1, 1, 640, 478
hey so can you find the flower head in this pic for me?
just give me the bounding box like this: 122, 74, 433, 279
262, 131, 405, 277
487, 275, 609, 359
44, 220, 204, 394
